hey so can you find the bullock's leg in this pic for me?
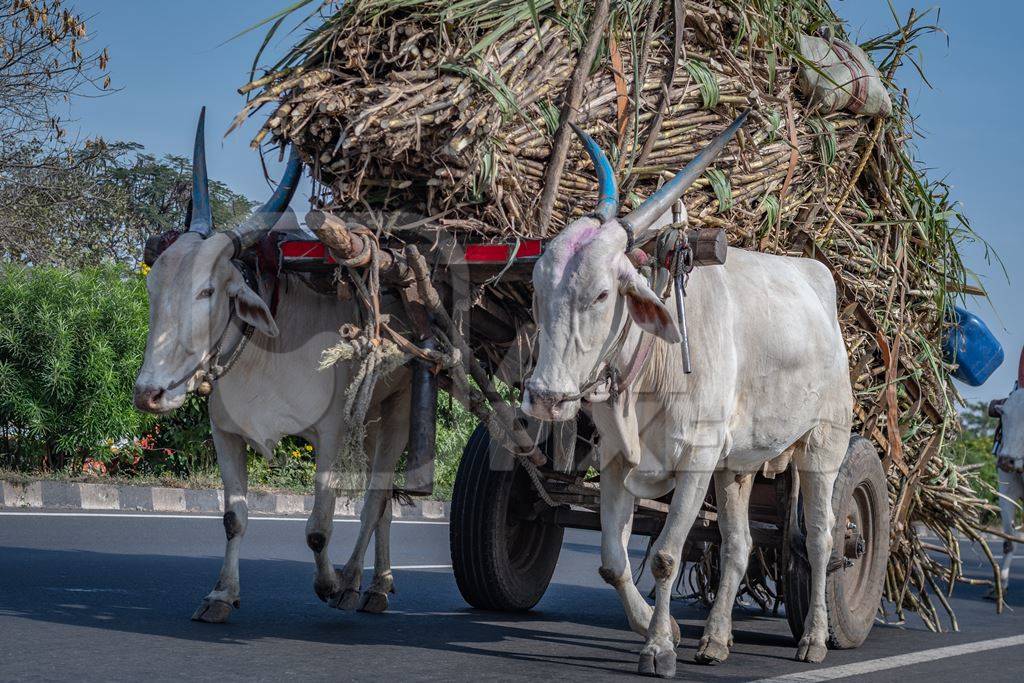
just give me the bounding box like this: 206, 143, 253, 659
695, 470, 754, 665
358, 392, 409, 613
359, 494, 395, 614
307, 442, 343, 604
333, 393, 408, 612
598, 457, 663, 641
996, 469, 1024, 593
192, 427, 248, 623
638, 451, 717, 678
793, 440, 840, 664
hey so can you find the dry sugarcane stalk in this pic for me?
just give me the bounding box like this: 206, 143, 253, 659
404, 244, 546, 468
535, 0, 612, 235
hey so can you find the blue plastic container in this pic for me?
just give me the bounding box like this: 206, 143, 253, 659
942, 306, 1004, 386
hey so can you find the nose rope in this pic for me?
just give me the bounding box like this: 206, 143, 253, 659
163, 308, 253, 394
159, 259, 263, 397
564, 317, 637, 402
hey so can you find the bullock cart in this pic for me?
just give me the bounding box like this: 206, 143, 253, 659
238, 0, 999, 643
267, 217, 889, 649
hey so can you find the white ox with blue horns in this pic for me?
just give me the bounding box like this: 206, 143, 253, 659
133, 109, 412, 622
521, 111, 854, 676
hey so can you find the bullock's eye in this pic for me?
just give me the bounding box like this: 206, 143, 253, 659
593, 290, 609, 305
197, 287, 215, 299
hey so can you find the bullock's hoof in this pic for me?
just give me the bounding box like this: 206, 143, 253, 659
329, 588, 361, 611
314, 576, 341, 603
983, 585, 1007, 601
796, 638, 828, 664
357, 590, 390, 614
638, 648, 677, 679
694, 636, 730, 665
191, 599, 235, 623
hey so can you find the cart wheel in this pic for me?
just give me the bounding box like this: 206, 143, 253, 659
450, 423, 563, 611
785, 436, 889, 649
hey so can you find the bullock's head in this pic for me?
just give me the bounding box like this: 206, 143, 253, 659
522, 112, 748, 422
133, 108, 302, 414
997, 389, 1024, 461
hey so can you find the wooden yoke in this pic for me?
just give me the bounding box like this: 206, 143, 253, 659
306, 210, 411, 284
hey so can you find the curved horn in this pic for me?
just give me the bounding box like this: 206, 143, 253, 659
227, 147, 304, 252
620, 109, 750, 236
569, 122, 618, 222
188, 107, 213, 236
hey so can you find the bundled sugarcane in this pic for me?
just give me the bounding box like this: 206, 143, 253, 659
237, 0, 995, 629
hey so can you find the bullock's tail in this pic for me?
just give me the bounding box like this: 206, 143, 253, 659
391, 488, 415, 506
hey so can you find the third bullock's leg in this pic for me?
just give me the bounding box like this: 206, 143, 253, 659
997, 468, 1024, 593
638, 450, 717, 678
793, 441, 839, 664
695, 470, 754, 665
192, 426, 248, 623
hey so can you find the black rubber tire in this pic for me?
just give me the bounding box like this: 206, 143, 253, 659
450, 423, 564, 611
785, 436, 890, 649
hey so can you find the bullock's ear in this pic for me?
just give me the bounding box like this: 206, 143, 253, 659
227, 275, 279, 338
619, 269, 681, 344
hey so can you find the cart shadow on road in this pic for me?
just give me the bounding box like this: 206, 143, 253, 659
0, 544, 853, 675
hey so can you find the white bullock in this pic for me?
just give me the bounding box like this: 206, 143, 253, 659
994, 388, 1024, 592
521, 113, 852, 676
134, 111, 410, 622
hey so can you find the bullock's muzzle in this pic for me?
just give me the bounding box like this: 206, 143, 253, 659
522, 380, 581, 422
133, 384, 185, 415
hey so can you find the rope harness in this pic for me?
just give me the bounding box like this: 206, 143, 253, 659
568, 214, 697, 405
165, 259, 260, 397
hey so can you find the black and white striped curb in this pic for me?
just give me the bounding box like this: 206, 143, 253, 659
0, 479, 448, 520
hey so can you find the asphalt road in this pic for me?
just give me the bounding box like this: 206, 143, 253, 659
2, 510, 1023, 682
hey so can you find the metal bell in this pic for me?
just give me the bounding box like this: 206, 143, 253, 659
197, 380, 213, 396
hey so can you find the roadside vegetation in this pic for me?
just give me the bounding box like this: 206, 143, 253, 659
0, 263, 475, 496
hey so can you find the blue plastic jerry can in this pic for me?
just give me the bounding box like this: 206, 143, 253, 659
942, 306, 1004, 386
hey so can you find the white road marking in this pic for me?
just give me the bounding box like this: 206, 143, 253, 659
0, 511, 448, 525
378, 564, 452, 570
753, 634, 1024, 682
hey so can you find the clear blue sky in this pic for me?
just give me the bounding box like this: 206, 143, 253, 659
69, 0, 1021, 403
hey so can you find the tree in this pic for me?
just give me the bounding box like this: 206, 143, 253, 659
0, 139, 255, 267
1, 0, 110, 153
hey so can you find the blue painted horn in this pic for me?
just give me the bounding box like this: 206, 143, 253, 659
227, 147, 304, 252
620, 109, 750, 236
569, 122, 618, 222
187, 107, 213, 236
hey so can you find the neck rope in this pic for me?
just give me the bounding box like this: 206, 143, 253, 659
164, 260, 259, 395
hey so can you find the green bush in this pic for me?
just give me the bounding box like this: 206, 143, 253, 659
0, 263, 478, 496
434, 390, 477, 499
0, 265, 151, 470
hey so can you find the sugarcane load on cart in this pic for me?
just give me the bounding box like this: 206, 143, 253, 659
137, 0, 1010, 668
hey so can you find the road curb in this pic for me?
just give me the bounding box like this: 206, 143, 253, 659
0, 479, 449, 520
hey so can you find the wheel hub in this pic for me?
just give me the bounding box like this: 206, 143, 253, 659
838, 483, 875, 611
844, 520, 866, 560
